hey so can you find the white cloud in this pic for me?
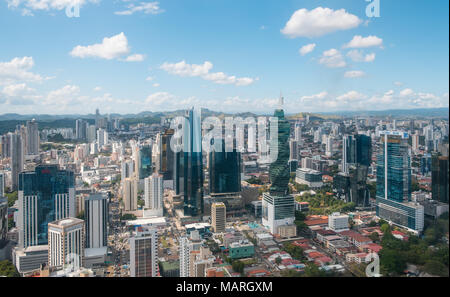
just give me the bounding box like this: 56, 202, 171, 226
6, 0, 99, 14
281, 7, 362, 38
93, 86, 102, 91
400, 88, 414, 97
152, 83, 160, 87
145, 92, 175, 106
346, 50, 375, 62
336, 90, 367, 101
124, 54, 145, 62
160, 61, 257, 86
394, 81, 403, 86
344, 70, 365, 78
70, 32, 132, 60
45, 84, 82, 105
300, 91, 329, 102
299, 43, 316, 56
145, 76, 154, 81
344, 35, 383, 48
115, 1, 163, 16
0, 56, 47, 85
319, 49, 346, 68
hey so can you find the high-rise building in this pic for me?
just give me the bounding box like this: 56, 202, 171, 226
129, 227, 158, 277
179, 236, 191, 277
26, 119, 39, 155
0, 172, 4, 198
289, 140, 298, 160
75, 119, 87, 140
139, 144, 153, 180
144, 173, 164, 217
175, 108, 204, 217
262, 98, 296, 235
209, 140, 241, 195
17, 165, 75, 248
376, 131, 424, 233
156, 129, 175, 181
123, 178, 138, 212
0, 197, 7, 246
48, 218, 85, 269
211, 202, 226, 233
432, 154, 449, 204
9, 132, 24, 191
84, 194, 108, 248
121, 159, 134, 181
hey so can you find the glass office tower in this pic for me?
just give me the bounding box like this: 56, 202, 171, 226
262, 100, 295, 235
18, 165, 75, 248
376, 131, 424, 233
432, 154, 449, 204
175, 108, 204, 217
209, 139, 241, 194
139, 145, 153, 180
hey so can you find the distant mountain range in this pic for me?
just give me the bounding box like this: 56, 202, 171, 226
0, 107, 448, 122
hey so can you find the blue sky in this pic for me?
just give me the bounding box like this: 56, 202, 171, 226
0, 0, 448, 115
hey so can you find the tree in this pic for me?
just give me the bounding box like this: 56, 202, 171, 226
121, 214, 137, 221
379, 249, 406, 276
0, 260, 20, 277
232, 260, 245, 274
380, 223, 391, 234
423, 260, 449, 277
303, 263, 327, 277
275, 257, 282, 265
369, 232, 380, 243
5, 191, 18, 208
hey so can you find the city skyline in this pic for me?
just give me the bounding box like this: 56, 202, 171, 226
1, 0, 449, 115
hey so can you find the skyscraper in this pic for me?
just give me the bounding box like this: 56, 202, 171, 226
84, 194, 109, 248
139, 144, 153, 180
0, 172, 4, 198
211, 202, 226, 233
432, 154, 449, 204
17, 165, 75, 248
123, 178, 138, 212
175, 107, 203, 217
144, 173, 164, 217
179, 236, 191, 277
376, 131, 424, 233
209, 139, 241, 195
9, 132, 24, 191
262, 97, 295, 235
129, 227, 158, 277
48, 218, 85, 269
338, 134, 372, 207
26, 119, 39, 155
156, 129, 175, 181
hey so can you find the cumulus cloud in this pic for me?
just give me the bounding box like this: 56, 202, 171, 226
0, 56, 47, 85
160, 61, 257, 86
281, 7, 362, 38
299, 43, 316, 56
344, 35, 383, 48
344, 70, 365, 78
346, 50, 376, 62
124, 54, 145, 62
319, 49, 346, 68
115, 1, 163, 15
6, 0, 99, 15
70, 32, 138, 60
400, 88, 414, 97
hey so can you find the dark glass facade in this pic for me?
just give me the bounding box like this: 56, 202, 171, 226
159, 129, 175, 180
269, 109, 290, 196
432, 154, 449, 204
19, 165, 74, 246
175, 108, 204, 216
139, 145, 153, 179
376, 135, 411, 203
209, 140, 241, 194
